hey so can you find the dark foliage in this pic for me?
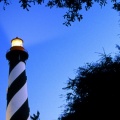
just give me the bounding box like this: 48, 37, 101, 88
0, 0, 120, 26
58, 49, 120, 120
30, 111, 40, 120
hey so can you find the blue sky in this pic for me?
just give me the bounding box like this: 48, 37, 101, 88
0, 1, 120, 120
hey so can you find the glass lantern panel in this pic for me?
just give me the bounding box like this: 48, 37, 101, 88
12, 39, 23, 47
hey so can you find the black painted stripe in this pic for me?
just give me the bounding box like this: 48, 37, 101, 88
10, 99, 30, 120
9, 61, 21, 74
9, 61, 26, 74
7, 71, 27, 106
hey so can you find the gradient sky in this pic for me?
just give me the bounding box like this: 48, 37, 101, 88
0, 1, 120, 120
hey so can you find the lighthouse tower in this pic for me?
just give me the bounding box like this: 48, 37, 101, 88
6, 37, 30, 120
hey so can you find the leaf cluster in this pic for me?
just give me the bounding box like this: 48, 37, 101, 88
30, 111, 40, 120
59, 49, 120, 120
46, 0, 108, 26
0, 0, 120, 26
19, 0, 43, 11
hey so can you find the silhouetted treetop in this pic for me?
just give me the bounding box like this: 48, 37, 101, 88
30, 111, 40, 120
58, 47, 120, 120
1, 0, 120, 26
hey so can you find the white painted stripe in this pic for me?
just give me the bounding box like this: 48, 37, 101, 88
6, 83, 28, 120
27, 115, 30, 120
8, 61, 25, 87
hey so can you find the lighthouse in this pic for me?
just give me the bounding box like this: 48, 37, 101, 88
6, 37, 30, 120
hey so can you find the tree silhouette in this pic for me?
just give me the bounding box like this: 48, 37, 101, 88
58, 48, 120, 120
30, 111, 40, 120
1, 0, 120, 26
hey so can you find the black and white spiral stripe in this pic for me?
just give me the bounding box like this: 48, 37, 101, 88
6, 61, 30, 120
